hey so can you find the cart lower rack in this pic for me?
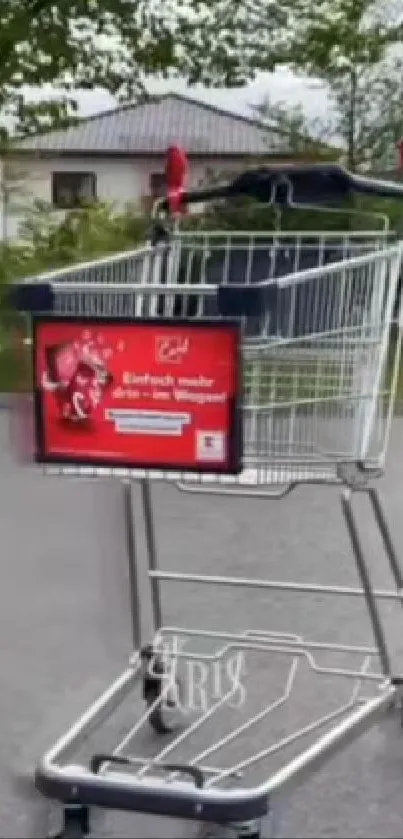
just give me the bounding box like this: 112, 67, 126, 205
30, 471, 403, 839
12, 163, 403, 837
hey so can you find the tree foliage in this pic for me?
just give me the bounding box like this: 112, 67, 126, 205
0, 0, 292, 137
288, 0, 402, 72
252, 97, 338, 159
326, 56, 403, 171
250, 89, 403, 234
284, 0, 403, 169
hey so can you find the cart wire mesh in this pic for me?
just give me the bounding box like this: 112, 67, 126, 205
33, 233, 403, 488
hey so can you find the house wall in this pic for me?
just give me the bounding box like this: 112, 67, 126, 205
0, 152, 289, 240
10, 153, 261, 205
1, 153, 275, 238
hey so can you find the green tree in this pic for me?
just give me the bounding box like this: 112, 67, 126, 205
251, 90, 403, 234
0, 0, 291, 138
252, 96, 339, 159
286, 0, 403, 169
328, 55, 403, 172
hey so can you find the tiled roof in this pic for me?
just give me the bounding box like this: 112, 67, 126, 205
15, 92, 291, 156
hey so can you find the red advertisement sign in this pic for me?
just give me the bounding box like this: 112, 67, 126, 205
32, 317, 242, 473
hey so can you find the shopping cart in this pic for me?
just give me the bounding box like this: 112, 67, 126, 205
12, 163, 403, 838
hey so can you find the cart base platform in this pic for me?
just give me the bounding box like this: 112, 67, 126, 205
33, 625, 401, 837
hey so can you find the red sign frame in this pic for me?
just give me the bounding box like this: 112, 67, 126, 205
32, 316, 243, 474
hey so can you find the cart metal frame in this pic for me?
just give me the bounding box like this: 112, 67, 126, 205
14, 164, 403, 838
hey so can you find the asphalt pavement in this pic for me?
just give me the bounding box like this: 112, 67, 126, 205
1, 410, 403, 838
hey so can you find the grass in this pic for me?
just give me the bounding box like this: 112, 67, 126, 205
2, 290, 403, 414
0, 349, 21, 394
3, 337, 403, 419
243, 344, 403, 411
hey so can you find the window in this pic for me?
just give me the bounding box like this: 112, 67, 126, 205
52, 172, 97, 209
149, 172, 167, 199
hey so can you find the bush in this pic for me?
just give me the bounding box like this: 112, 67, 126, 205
0, 200, 149, 392
184, 193, 400, 235
13, 199, 148, 276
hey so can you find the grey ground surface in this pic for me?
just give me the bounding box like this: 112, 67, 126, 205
2, 410, 403, 838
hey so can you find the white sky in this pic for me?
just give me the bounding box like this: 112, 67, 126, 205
72, 68, 329, 121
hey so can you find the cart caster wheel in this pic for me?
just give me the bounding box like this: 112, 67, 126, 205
141, 643, 183, 734
197, 816, 274, 839
52, 805, 90, 839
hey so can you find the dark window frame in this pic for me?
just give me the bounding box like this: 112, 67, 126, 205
149, 171, 167, 199
51, 171, 97, 209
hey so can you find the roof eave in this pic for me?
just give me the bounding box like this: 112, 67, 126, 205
6, 149, 302, 160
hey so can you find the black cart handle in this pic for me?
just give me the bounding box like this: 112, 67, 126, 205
160, 163, 403, 211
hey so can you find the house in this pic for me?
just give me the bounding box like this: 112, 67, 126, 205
2, 92, 307, 234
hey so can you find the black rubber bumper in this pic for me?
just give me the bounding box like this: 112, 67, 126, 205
35, 763, 269, 824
